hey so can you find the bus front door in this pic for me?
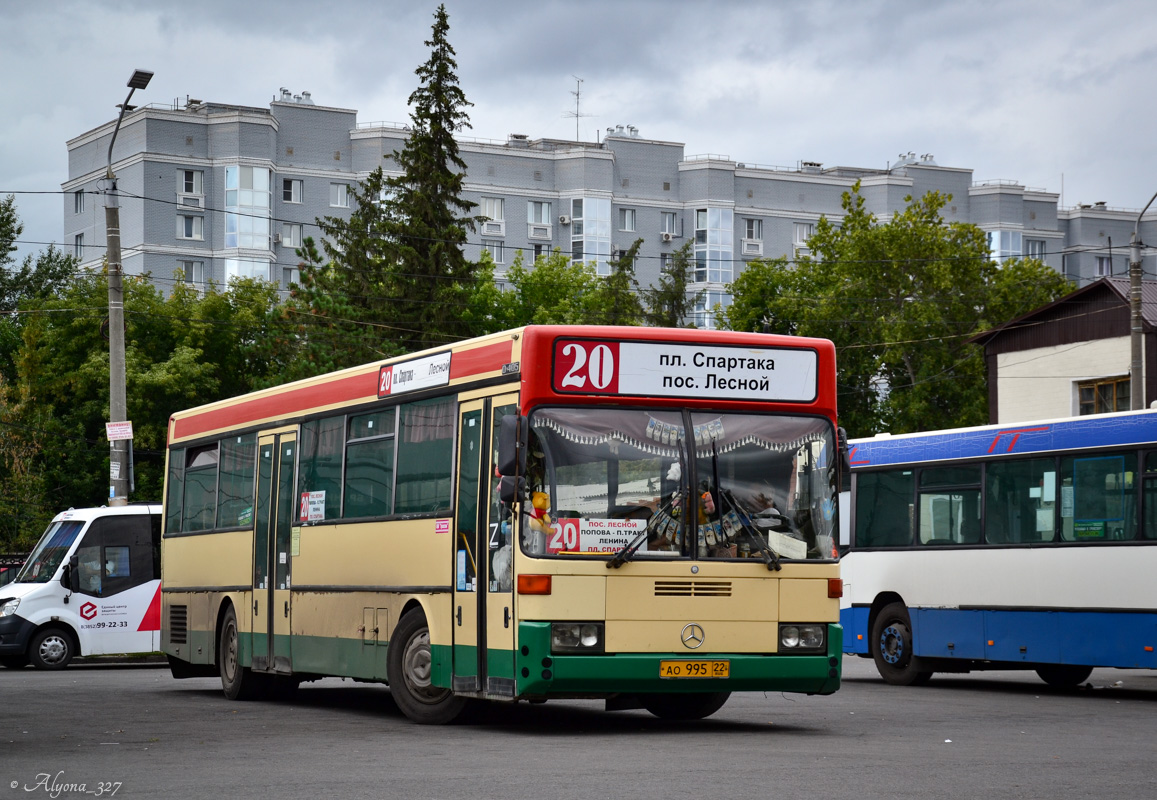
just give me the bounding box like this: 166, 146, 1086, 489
253, 431, 297, 674
453, 397, 517, 698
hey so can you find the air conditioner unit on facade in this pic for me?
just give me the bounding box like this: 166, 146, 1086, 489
559, 215, 571, 225
660, 232, 673, 242
273, 233, 282, 244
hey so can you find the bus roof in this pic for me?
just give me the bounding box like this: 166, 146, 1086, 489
848, 408, 1157, 468
168, 325, 837, 446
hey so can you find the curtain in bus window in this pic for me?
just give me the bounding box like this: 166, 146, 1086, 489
182, 445, 219, 531
396, 396, 455, 514
298, 416, 343, 521
855, 470, 915, 547
165, 448, 184, 534
985, 458, 1056, 544
217, 434, 257, 528
1060, 453, 1136, 541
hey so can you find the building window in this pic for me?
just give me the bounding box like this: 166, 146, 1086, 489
177, 215, 204, 241
225, 258, 269, 282
1096, 256, 1112, 277
527, 201, 551, 224
1079, 377, 1130, 415
281, 223, 303, 249
180, 260, 205, 285
661, 212, 678, 235
1026, 239, 1046, 259
73, 233, 83, 259
482, 197, 504, 222
74, 190, 84, 214
793, 221, 814, 246
987, 230, 1022, 263
569, 197, 612, 275
180, 170, 204, 196
745, 218, 763, 240
283, 266, 300, 287
532, 243, 548, 260
283, 179, 303, 204
694, 207, 733, 283
619, 208, 636, 232
225, 166, 271, 249
482, 239, 504, 264
692, 290, 733, 330
330, 183, 350, 208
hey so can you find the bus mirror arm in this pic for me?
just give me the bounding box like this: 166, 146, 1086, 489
837, 427, 851, 480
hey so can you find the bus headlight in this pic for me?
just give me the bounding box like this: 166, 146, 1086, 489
780, 624, 825, 651
551, 622, 605, 654
0, 598, 19, 617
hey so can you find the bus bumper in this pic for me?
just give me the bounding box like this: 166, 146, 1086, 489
516, 622, 842, 697
0, 613, 36, 656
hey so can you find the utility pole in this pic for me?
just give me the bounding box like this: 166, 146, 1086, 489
104, 69, 153, 505
1130, 189, 1157, 410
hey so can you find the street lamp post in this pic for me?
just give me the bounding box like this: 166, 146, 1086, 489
1130, 189, 1157, 410
105, 69, 153, 505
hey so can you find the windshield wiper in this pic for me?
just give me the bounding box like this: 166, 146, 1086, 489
609, 434, 688, 569
607, 526, 649, 569
719, 488, 781, 571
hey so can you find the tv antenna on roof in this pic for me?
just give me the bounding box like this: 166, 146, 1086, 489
564, 76, 593, 142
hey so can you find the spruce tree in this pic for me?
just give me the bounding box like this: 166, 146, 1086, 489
379, 3, 478, 350
640, 241, 703, 328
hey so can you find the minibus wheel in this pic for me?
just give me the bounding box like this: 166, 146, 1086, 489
29, 627, 75, 670
387, 610, 467, 724
642, 691, 731, 720
871, 602, 933, 686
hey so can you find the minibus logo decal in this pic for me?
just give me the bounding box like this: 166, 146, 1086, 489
80, 602, 98, 621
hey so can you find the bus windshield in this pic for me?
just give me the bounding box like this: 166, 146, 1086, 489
523, 407, 837, 561
15, 520, 85, 583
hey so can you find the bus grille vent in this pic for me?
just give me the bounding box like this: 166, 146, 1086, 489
169, 605, 188, 644
654, 581, 732, 597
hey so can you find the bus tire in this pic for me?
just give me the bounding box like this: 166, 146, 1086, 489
641, 691, 731, 720
871, 602, 933, 686
387, 610, 467, 725
1035, 665, 1093, 688
219, 605, 266, 701
1, 654, 30, 669
29, 627, 75, 670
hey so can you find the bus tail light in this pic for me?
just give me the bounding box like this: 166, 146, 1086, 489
828, 579, 843, 598
518, 574, 552, 595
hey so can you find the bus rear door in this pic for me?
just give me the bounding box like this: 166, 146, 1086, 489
253, 430, 297, 673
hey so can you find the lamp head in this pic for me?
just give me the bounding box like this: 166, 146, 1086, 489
127, 70, 154, 90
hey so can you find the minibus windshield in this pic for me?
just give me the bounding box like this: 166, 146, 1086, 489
14, 520, 85, 583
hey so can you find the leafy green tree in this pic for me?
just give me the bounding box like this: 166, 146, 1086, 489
640, 241, 703, 328
723, 183, 1071, 436
491, 250, 601, 326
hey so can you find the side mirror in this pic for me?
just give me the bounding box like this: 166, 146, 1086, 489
499, 475, 526, 505
837, 427, 852, 478
497, 415, 527, 478
66, 555, 79, 593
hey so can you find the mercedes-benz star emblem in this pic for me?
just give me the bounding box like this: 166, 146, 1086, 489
680, 623, 705, 649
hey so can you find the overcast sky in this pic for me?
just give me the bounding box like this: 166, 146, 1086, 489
3, 0, 1156, 264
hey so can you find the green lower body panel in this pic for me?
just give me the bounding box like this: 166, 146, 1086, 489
516, 622, 842, 697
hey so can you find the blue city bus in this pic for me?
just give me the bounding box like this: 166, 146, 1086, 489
840, 409, 1157, 686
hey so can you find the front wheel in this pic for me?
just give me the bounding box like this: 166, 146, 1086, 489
29, 628, 75, 670
1036, 665, 1093, 687
871, 602, 933, 686
387, 611, 467, 724
219, 605, 266, 701
642, 692, 731, 720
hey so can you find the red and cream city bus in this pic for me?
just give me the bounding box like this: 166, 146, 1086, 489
161, 326, 844, 723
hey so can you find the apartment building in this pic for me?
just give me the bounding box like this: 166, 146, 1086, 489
63, 90, 1157, 328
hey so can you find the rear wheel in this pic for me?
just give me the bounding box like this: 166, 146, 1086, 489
387, 610, 467, 724
871, 602, 933, 686
29, 628, 75, 670
641, 692, 731, 720
219, 605, 266, 701
1036, 665, 1093, 687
